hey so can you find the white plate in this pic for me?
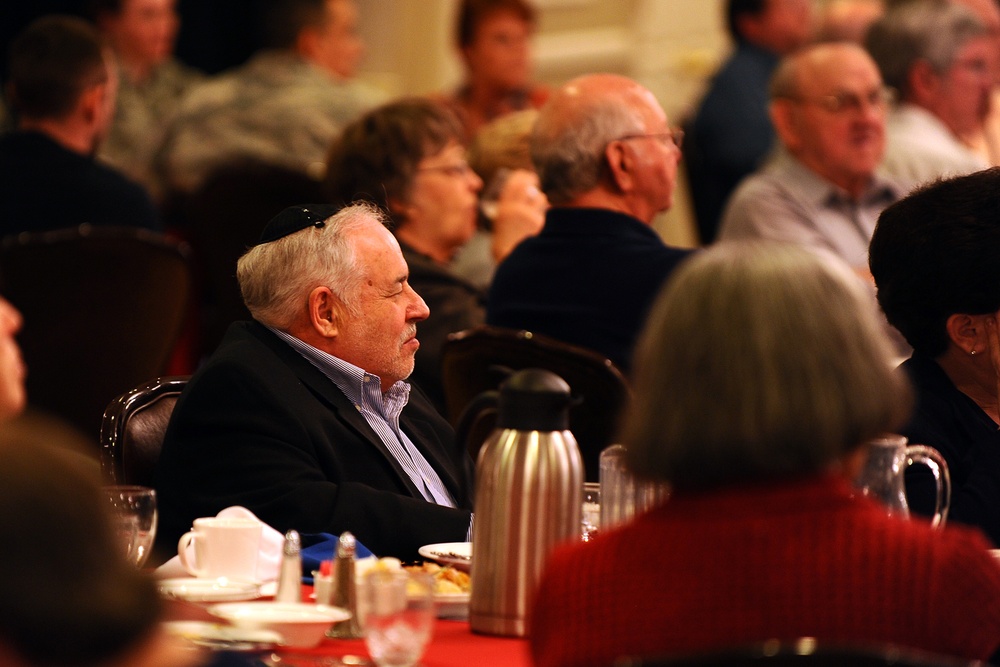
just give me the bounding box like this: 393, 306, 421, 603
418, 542, 472, 572
432, 591, 471, 619
158, 577, 262, 602
164, 621, 282, 651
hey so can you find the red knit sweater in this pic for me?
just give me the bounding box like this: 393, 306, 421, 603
530, 475, 1000, 667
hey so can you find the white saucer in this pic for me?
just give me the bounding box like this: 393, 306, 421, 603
158, 577, 263, 602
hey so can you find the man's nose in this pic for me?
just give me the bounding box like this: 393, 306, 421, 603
409, 289, 430, 321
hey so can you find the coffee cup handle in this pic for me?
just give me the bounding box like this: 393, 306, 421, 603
177, 531, 206, 577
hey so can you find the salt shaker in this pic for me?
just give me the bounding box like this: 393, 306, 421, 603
274, 529, 301, 603
326, 531, 363, 639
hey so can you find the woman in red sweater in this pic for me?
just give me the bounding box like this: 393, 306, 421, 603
530, 242, 1000, 667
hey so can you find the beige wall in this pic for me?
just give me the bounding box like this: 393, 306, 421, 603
354, 0, 740, 247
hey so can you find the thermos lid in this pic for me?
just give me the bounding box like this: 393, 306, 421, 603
496, 368, 574, 431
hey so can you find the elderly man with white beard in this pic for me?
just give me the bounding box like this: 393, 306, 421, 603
153, 203, 474, 564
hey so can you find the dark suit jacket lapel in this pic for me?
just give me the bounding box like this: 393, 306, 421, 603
401, 409, 467, 507
244, 322, 427, 500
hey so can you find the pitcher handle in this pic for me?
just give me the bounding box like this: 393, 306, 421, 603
904, 445, 951, 529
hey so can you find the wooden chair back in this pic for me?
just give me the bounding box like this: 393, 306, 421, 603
440, 325, 630, 481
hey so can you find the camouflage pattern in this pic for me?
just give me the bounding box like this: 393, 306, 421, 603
97, 57, 203, 200
157, 50, 385, 194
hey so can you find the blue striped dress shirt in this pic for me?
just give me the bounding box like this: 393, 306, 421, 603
267, 326, 457, 508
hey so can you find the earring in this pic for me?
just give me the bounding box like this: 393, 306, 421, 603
971, 349, 978, 356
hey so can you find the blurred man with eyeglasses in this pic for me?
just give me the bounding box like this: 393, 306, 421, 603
866, 0, 993, 185
486, 73, 694, 373
718, 42, 908, 281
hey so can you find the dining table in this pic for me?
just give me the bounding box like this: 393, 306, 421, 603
164, 584, 533, 667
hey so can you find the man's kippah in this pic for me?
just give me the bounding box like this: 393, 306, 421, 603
257, 204, 341, 245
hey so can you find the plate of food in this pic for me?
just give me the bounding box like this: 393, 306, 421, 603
405, 562, 471, 619
418, 542, 472, 572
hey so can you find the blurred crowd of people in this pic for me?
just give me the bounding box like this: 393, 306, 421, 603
7, 0, 1000, 665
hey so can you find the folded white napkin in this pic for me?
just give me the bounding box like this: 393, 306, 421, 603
155, 506, 284, 582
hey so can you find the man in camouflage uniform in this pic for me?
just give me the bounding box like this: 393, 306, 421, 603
157, 0, 384, 195
91, 0, 202, 201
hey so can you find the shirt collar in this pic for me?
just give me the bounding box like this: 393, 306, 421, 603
264, 324, 411, 416
776, 150, 904, 208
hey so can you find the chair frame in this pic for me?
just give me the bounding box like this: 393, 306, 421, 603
0, 225, 193, 442
614, 639, 980, 667
441, 325, 630, 480
100, 376, 189, 486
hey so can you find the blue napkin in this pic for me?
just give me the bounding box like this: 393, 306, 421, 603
300, 533, 374, 584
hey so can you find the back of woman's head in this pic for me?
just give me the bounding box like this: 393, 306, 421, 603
623, 243, 911, 491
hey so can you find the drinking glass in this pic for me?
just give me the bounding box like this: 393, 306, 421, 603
582, 482, 600, 541
363, 569, 434, 667
103, 485, 157, 567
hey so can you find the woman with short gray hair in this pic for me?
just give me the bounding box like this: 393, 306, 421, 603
530, 242, 1000, 667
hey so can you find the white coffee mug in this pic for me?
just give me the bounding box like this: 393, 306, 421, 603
177, 517, 262, 580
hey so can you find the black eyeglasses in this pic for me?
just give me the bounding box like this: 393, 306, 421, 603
781, 86, 896, 114
614, 128, 685, 150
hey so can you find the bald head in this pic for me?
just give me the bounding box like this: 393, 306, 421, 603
538, 74, 660, 139
530, 74, 679, 221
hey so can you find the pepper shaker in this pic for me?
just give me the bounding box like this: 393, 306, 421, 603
326, 531, 363, 638
274, 529, 301, 603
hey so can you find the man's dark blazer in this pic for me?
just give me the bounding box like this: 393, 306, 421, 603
487, 207, 694, 373
153, 321, 474, 563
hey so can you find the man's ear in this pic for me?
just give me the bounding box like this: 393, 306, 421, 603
945, 312, 983, 355
308, 286, 340, 338
735, 13, 766, 46
78, 83, 104, 127
907, 59, 939, 107
770, 100, 800, 152
603, 140, 634, 194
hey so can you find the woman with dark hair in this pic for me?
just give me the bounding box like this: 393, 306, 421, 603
324, 97, 542, 410
870, 166, 1000, 545
531, 242, 1000, 667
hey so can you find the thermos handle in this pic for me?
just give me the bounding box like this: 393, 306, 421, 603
455, 390, 500, 462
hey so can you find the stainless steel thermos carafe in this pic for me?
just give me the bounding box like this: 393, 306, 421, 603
463, 368, 583, 637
